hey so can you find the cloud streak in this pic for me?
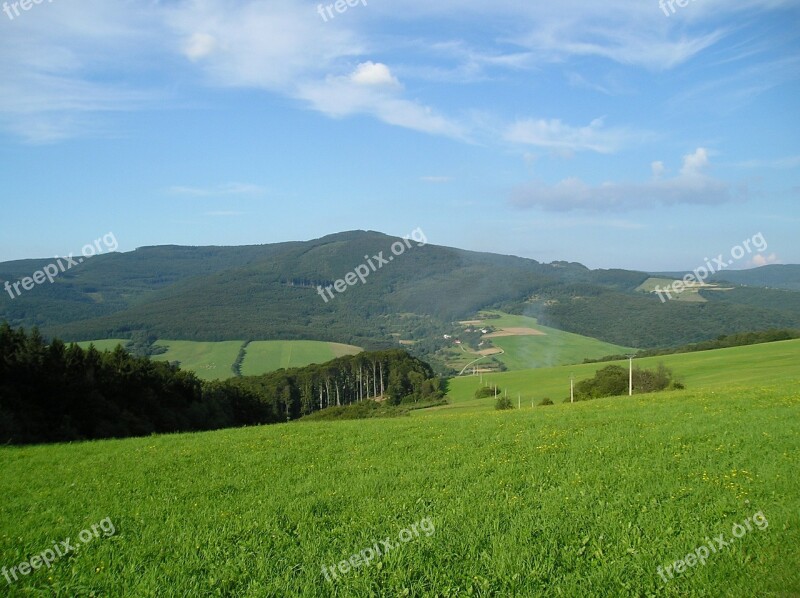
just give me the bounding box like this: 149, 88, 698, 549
505, 117, 648, 154
511, 148, 745, 211
0, 0, 795, 144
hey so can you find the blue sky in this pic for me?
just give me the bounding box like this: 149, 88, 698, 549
0, 0, 798, 270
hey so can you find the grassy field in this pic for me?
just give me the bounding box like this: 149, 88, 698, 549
635, 277, 734, 303
77, 339, 362, 381
444, 338, 800, 413
1, 342, 798, 596
150, 340, 246, 381
481, 312, 634, 370
240, 341, 362, 376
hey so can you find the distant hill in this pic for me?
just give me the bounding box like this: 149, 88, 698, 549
710, 264, 800, 291
652, 264, 800, 291
2, 231, 799, 354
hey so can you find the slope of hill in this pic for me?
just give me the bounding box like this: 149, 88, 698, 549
445, 338, 800, 412
443, 311, 634, 372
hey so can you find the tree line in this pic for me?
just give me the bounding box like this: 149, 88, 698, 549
0, 323, 442, 445
230, 349, 444, 420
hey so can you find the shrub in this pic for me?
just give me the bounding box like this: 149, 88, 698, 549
538, 398, 554, 406
574, 362, 683, 401
495, 396, 513, 410
475, 386, 499, 399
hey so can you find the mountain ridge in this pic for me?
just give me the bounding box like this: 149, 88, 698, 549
2, 230, 799, 353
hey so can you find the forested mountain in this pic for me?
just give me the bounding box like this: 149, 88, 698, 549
2, 231, 799, 350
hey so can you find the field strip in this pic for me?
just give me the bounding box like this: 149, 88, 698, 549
485, 327, 546, 338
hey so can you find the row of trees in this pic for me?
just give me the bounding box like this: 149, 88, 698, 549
231, 349, 444, 420
0, 324, 443, 445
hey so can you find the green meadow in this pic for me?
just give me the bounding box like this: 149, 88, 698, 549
477, 311, 634, 371
79, 339, 363, 381
444, 338, 800, 413
149, 340, 245, 381
1, 341, 798, 596
240, 341, 362, 376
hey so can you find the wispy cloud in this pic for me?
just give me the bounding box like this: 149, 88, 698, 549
505, 117, 649, 154
667, 55, 800, 114
166, 3, 468, 140
0, 0, 165, 143
295, 62, 467, 139
0, 0, 796, 144
167, 183, 266, 197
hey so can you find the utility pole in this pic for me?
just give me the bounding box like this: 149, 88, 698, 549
570, 373, 574, 403
628, 354, 635, 396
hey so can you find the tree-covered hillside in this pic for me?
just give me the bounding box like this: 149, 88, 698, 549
2, 231, 799, 350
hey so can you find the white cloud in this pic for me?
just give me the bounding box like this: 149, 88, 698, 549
511, 147, 743, 211
296, 66, 467, 139
166, 2, 365, 91
350, 62, 401, 88
680, 147, 712, 176
165, 4, 467, 139
0, 0, 795, 143
505, 117, 647, 154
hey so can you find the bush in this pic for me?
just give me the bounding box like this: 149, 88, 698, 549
538, 398, 554, 406
495, 396, 513, 410
475, 386, 500, 399
574, 362, 682, 401
301, 400, 408, 421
